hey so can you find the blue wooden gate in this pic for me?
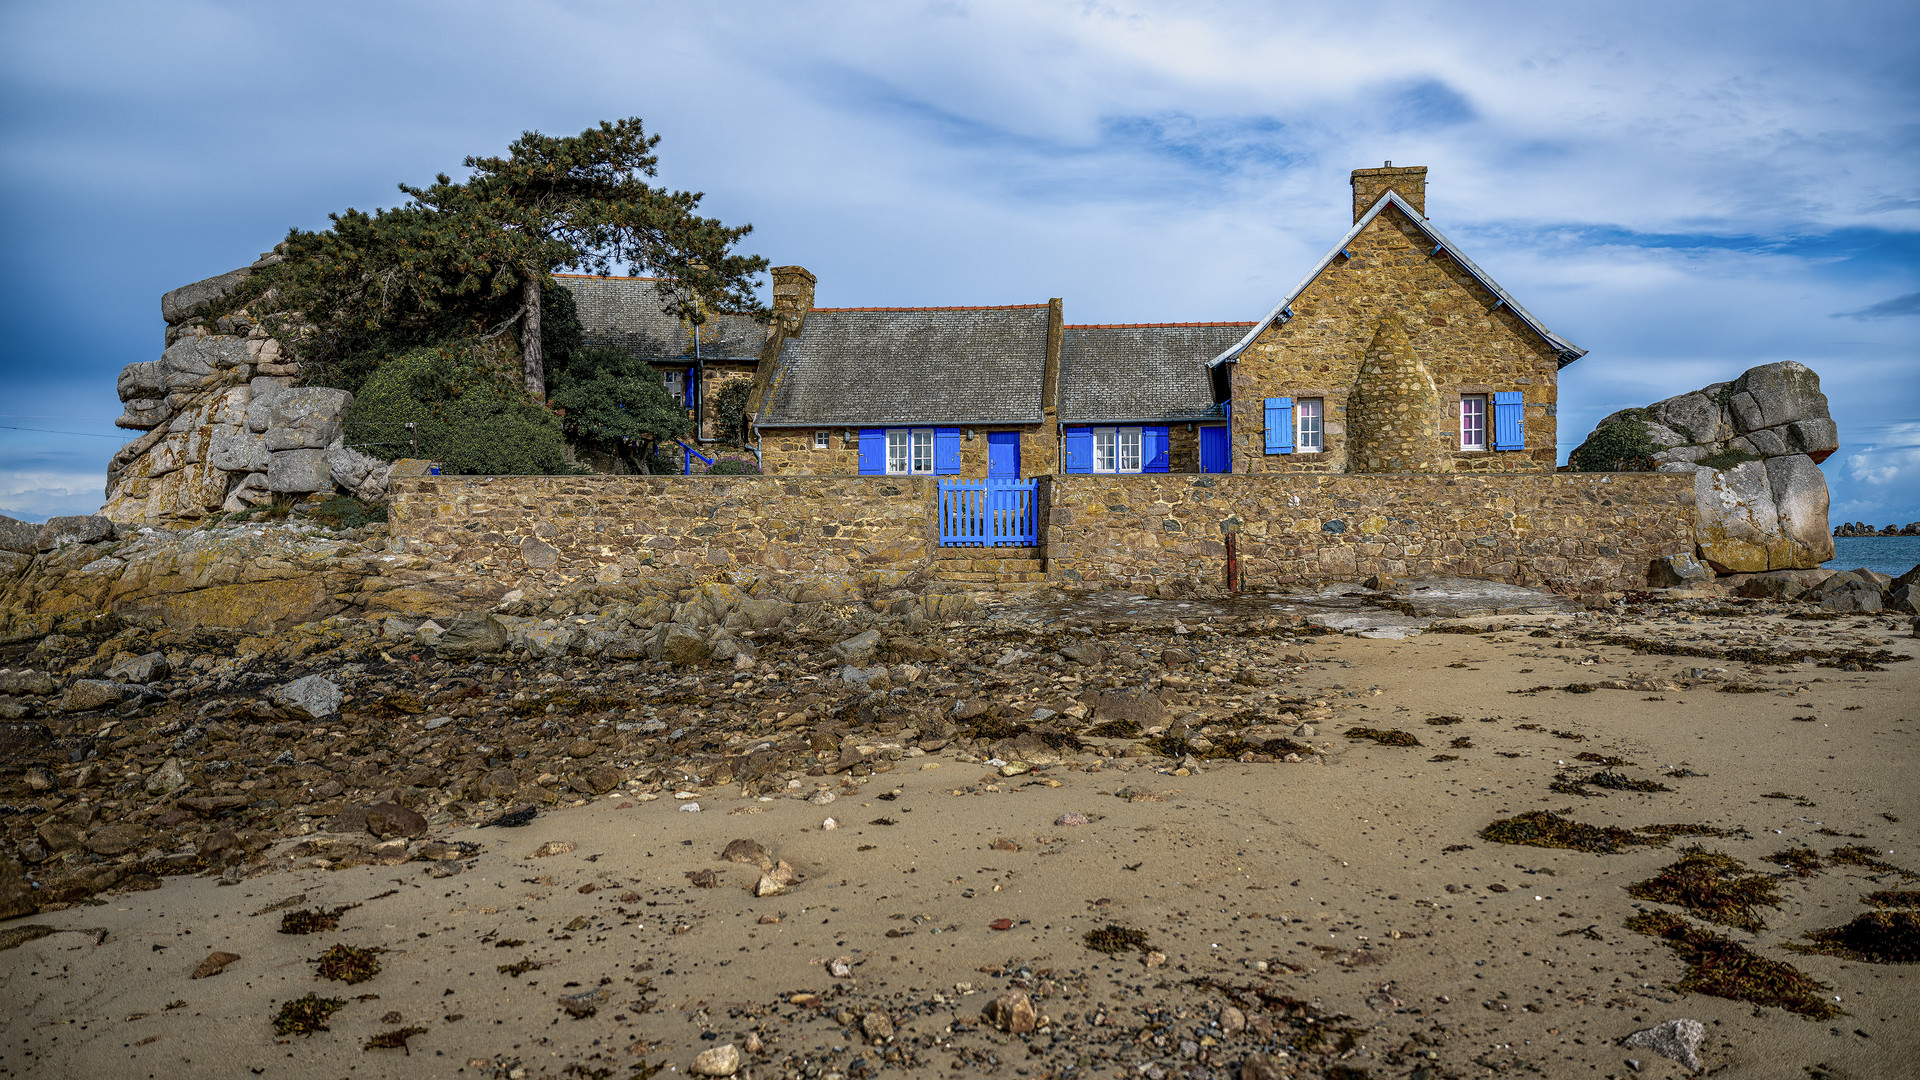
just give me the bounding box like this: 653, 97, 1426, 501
938, 479, 1038, 547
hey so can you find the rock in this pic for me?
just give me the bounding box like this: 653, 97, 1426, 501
191, 951, 242, 979
1054, 812, 1090, 826
659, 623, 712, 666
1647, 554, 1712, 588
1727, 568, 1829, 601
106, 652, 171, 684
208, 427, 270, 474
724, 838, 773, 867
436, 612, 509, 659
524, 625, 573, 658
270, 674, 342, 719
0, 514, 42, 556
37, 821, 85, 852
262, 387, 352, 451
36, 515, 113, 551
365, 803, 427, 839
24, 767, 55, 793
690, 1043, 740, 1077
85, 823, 146, 857
1622, 1018, 1706, 1073
1083, 690, 1168, 726
1219, 1005, 1246, 1033
569, 766, 623, 796
0, 669, 58, 696
752, 873, 788, 897
0, 856, 36, 919
830, 629, 881, 664
520, 537, 560, 569
145, 757, 190, 796
1809, 572, 1883, 613
861, 1010, 894, 1042
1060, 642, 1107, 664
59, 679, 141, 713
1890, 583, 1918, 615
1239, 1053, 1284, 1080
324, 441, 392, 501
983, 988, 1037, 1034
161, 266, 252, 323
266, 448, 332, 493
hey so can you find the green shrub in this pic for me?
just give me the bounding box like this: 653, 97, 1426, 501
713, 379, 754, 445
704, 455, 761, 475
300, 496, 388, 530
1569, 410, 1660, 472
344, 346, 576, 475
1698, 449, 1764, 471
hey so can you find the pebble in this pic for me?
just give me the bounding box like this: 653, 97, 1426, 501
680, 802, 702, 813
689, 1043, 740, 1077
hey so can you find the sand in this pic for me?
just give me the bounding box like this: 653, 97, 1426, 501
3, 599, 1915, 1080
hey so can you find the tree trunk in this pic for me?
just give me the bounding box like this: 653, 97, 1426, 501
521, 273, 545, 399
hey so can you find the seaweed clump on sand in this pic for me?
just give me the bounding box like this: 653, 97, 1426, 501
1626, 911, 1842, 1019
1553, 770, 1671, 798
280, 904, 358, 935
1865, 890, 1920, 908
364, 1025, 430, 1052
1342, 727, 1421, 747
273, 993, 349, 1036
1789, 911, 1920, 964
1084, 924, 1152, 954
1829, 846, 1919, 880
1635, 823, 1738, 840
1627, 848, 1782, 932
1480, 811, 1661, 853
1089, 719, 1141, 739
313, 943, 385, 984
1763, 848, 1825, 877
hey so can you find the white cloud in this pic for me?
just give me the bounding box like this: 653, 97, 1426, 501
0, 471, 104, 523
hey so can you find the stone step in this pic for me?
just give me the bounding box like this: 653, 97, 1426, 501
929, 558, 1045, 574
936, 546, 1042, 559
928, 570, 1049, 584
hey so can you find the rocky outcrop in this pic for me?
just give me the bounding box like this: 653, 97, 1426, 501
1572, 361, 1838, 573
1835, 521, 1920, 537
102, 260, 397, 524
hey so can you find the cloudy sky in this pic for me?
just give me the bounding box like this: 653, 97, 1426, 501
3, 0, 1915, 524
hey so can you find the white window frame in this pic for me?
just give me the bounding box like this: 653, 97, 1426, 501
813, 430, 830, 451
885, 428, 937, 474
1460, 395, 1488, 451
1296, 398, 1324, 453
1092, 426, 1143, 473
662, 370, 687, 405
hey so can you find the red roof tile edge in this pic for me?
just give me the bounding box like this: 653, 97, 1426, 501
1063, 321, 1258, 329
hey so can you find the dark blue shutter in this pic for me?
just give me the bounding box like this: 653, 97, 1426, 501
1142, 426, 1170, 472
857, 429, 884, 475
1063, 427, 1092, 473
1264, 397, 1293, 454
1493, 392, 1525, 451
934, 428, 962, 474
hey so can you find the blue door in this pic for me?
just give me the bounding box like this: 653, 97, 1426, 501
986, 431, 1021, 478
1200, 426, 1231, 473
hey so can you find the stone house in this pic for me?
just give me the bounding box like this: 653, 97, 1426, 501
1210, 165, 1585, 475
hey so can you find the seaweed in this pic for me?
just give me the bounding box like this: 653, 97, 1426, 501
1423, 715, 1465, 726
362, 693, 425, 719
313, 943, 384, 984
1479, 811, 1661, 853
1626, 911, 1842, 1019
1450, 737, 1474, 749
1083, 924, 1152, 954
273, 993, 349, 1036
1829, 846, 1919, 880
280, 904, 358, 935
1586, 771, 1671, 793
498, 958, 540, 977
1627, 848, 1782, 932
1865, 890, 1920, 908
1763, 848, 1824, 878
1569, 632, 1907, 671
364, 1025, 429, 1052
1636, 824, 1738, 839
1088, 719, 1140, 739
1429, 754, 1460, 762
482, 807, 538, 828
1788, 911, 1920, 964
1341, 727, 1421, 747
1551, 730, 1587, 741
1575, 752, 1631, 766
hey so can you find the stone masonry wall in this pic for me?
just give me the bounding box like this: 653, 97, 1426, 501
1230, 205, 1561, 474
1044, 472, 1694, 592
755, 425, 1059, 478
388, 475, 939, 592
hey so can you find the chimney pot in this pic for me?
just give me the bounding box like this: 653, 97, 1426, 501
770, 265, 816, 333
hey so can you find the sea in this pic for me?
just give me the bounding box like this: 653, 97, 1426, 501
1824, 535, 1920, 578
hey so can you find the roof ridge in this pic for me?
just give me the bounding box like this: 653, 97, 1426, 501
552, 272, 669, 282
810, 303, 1049, 312
1066, 321, 1258, 329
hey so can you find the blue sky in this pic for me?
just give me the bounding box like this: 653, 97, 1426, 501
2, 0, 1915, 523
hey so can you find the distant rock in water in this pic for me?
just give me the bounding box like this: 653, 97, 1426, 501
1569, 361, 1836, 573
1834, 521, 1920, 537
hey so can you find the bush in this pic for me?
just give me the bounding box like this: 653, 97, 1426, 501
300, 496, 388, 530
713, 379, 754, 445
704, 455, 761, 475
343, 346, 577, 475
1569, 410, 1660, 472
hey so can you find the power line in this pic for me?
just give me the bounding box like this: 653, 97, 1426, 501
0, 425, 130, 439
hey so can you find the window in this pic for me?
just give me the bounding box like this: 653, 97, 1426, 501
813, 430, 830, 450
1296, 399, 1324, 453
662, 370, 687, 405
1092, 427, 1143, 473
886, 428, 937, 474
1460, 395, 1487, 451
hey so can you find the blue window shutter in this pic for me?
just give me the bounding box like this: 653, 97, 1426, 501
857, 429, 884, 475
1264, 397, 1293, 454
934, 428, 962, 474
1493, 392, 1525, 451
1063, 427, 1092, 474
1143, 426, 1170, 472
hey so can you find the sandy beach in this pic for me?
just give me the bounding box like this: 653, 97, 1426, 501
3, 585, 1916, 1080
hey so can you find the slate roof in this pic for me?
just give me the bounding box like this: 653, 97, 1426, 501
556, 274, 767, 362
758, 306, 1050, 427
1206, 190, 1588, 369
1060, 323, 1248, 423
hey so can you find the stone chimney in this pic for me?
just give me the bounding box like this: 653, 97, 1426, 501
1351, 162, 1427, 221
770, 265, 817, 333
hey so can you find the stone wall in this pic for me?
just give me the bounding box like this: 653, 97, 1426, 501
1043, 472, 1694, 592
755, 424, 1061, 478
389, 471, 1694, 595
388, 475, 939, 592
1229, 205, 1561, 474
